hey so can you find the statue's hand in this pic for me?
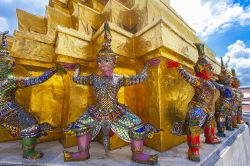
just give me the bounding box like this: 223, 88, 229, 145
62, 63, 80, 70
147, 58, 161, 67
166, 60, 181, 69
55, 63, 67, 73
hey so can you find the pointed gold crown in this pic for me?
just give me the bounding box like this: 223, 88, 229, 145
218, 57, 232, 83
193, 43, 211, 73
0, 31, 10, 58
97, 21, 116, 58
231, 68, 236, 77
231, 68, 240, 87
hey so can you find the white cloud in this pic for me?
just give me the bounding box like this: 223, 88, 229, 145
0, 0, 49, 33
0, 17, 9, 32
170, 0, 250, 40
17, 0, 49, 16
221, 40, 250, 86
239, 6, 250, 25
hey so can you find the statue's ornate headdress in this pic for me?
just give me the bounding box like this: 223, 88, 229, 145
218, 57, 232, 84
193, 43, 213, 74
231, 68, 240, 88
0, 31, 10, 58
97, 21, 116, 58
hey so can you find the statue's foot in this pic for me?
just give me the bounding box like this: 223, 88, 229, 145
132, 153, 158, 165
23, 151, 43, 160
226, 127, 235, 131
188, 148, 200, 162
237, 120, 244, 124
64, 151, 90, 162
216, 132, 226, 137
205, 136, 221, 144
232, 124, 239, 128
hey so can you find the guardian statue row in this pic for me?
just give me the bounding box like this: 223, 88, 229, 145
170, 43, 244, 161
0, 22, 244, 164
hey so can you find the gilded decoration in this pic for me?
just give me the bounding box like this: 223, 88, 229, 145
1, 0, 220, 152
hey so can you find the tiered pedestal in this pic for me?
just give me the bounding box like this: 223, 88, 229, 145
0, 124, 249, 166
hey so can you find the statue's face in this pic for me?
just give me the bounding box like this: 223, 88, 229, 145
203, 63, 214, 72
204, 70, 214, 80
196, 63, 214, 80
231, 79, 240, 88
97, 56, 116, 73
219, 76, 232, 85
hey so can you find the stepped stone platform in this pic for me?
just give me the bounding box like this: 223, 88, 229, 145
0, 124, 249, 166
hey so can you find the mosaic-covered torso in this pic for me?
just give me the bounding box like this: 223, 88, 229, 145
73, 65, 148, 123
179, 68, 217, 112
93, 75, 123, 112
192, 79, 217, 110
214, 83, 234, 115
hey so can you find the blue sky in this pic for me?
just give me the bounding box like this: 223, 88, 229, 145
170, 0, 250, 87
0, 0, 249, 86
0, 0, 48, 34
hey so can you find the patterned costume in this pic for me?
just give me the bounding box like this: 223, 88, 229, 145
66, 65, 157, 141
63, 22, 160, 165
171, 43, 221, 162
0, 31, 58, 160
231, 69, 244, 126
213, 58, 234, 137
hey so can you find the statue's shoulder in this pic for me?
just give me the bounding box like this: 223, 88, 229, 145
113, 74, 123, 79
113, 74, 124, 83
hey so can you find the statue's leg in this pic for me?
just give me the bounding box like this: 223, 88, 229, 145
225, 114, 234, 131
216, 112, 226, 137
21, 111, 48, 160
129, 123, 159, 165
20, 125, 43, 160
232, 109, 239, 128
64, 133, 91, 161
63, 110, 100, 162
185, 105, 207, 162
111, 105, 159, 165
1, 114, 43, 160
187, 132, 200, 162
2, 106, 45, 160
204, 120, 221, 144
237, 107, 244, 124
130, 139, 158, 165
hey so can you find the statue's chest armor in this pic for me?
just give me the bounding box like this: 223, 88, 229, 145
196, 80, 216, 102
222, 87, 233, 98
93, 77, 119, 97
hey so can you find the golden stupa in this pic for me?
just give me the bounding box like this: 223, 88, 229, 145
0, 0, 220, 152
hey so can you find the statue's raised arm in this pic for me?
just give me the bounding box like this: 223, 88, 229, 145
14, 67, 58, 88
122, 59, 160, 86
72, 64, 94, 85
